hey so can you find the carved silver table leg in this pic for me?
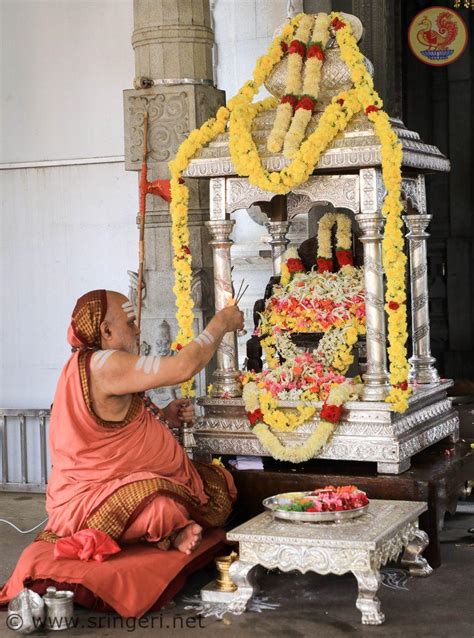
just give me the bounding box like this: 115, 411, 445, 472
352, 570, 385, 625
401, 529, 433, 577
265, 221, 291, 276
228, 560, 260, 610
357, 216, 389, 401
403, 214, 440, 385
205, 218, 242, 397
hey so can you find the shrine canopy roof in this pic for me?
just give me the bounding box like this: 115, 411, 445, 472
183, 111, 450, 179
184, 23, 449, 180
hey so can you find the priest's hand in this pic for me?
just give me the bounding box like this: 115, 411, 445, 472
216, 305, 245, 332
162, 398, 194, 428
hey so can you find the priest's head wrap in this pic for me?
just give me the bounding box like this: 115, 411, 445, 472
67, 290, 108, 351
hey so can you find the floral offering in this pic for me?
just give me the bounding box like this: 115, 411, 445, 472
280, 486, 369, 513
259, 266, 365, 336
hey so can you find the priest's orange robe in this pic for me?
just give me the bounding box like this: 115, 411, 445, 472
41, 351, 236, 546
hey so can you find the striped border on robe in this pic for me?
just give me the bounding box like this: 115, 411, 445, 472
78, 351, 143, 429
37, 463, 233, 544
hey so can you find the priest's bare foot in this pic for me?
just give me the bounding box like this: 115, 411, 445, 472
172, 523, 202, 555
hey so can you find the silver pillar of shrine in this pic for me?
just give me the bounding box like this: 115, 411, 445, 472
205, 217, 242, 397
265, 221, 291, 276
178, 12, 458, 473
403, 213, 440, 385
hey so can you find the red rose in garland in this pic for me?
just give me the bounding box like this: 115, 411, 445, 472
365, 105, 380, 115
320, 403, 343, 424
317, 257, 334, 273
288, 39, 306, 57
296, 96, 316, 112
307, 43, 325, 60
247, 409, 264, 426
331, 17, 346, 31
335, 249, 353, 267
281, 94, 299, 110
287, 257, 304, 273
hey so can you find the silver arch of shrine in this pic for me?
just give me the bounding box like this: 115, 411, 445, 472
179, 17, 459, 475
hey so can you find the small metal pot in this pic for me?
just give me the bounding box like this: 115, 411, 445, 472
43, 587, 75, 631
7, 588, 45, 634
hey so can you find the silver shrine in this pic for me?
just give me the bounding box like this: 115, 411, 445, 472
184, 13, 459, 474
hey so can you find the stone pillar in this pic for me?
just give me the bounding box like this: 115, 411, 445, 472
403, 214, 440, 385
265, 221, 291, 276
358, 169, 389, 401
124, 0, 225, 397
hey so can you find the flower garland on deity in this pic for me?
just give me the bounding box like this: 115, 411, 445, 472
168, 11, 409, 412
279, 211, 353, 284
316, 212, 354, 272
280, 247, 305, 286
267, 14, 314, 154
243, 374, 361, 463
257, 265, 366, 375
283, 13, 332, 158
241, 254, 365, 462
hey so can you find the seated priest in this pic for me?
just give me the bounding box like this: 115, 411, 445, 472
39, 289, 243, 556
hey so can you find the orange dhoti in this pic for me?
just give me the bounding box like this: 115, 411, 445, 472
40, 350, 236, 547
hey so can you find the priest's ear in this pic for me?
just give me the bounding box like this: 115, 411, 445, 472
100, 320, 113, 345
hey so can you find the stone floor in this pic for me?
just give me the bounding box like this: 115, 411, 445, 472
1, 492, 473, 637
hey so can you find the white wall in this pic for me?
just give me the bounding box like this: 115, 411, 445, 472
213, 0, 299, 98
0, 162, 136, 407
0, 0, 134, 163
0, 0, 136, 408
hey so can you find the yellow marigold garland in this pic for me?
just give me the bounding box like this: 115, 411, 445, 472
229, 87, 362, 194
169, 107, 230, 396
253, 421, 334, 462
169, 11, 410, 413
248, 381, 359, 463
333, 13, 410, 411
317, 212, 351, 258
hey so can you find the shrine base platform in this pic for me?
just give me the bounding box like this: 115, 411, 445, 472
227, 440, 474, 569
197, 382, 460, 475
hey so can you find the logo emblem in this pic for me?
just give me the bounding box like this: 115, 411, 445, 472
408, 6, 468, 66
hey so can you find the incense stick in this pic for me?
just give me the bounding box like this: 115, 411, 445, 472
235, 284, 249, 305
234, 278, 245, 303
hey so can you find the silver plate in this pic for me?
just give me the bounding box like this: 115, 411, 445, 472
263, 491, 369, 523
